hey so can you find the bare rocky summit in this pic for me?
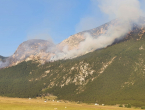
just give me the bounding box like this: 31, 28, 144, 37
7, 39, 55, 67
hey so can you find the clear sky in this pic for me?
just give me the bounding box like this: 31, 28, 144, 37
0, 0, 145, 56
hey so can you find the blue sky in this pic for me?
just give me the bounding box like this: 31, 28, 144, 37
0, 0, 145, 56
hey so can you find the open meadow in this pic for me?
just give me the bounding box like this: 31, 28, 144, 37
0, 97, 143, 110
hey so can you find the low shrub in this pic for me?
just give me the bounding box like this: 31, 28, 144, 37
119, 104, 123, 107
125, 104, 131, 108
141, 106, 145, 109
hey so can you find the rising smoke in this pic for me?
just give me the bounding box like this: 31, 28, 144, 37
0, 58, 10, 69
50, 0, 144, 61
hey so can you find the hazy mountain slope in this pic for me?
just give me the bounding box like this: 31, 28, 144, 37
57, 17, 145, 50
2, 17, 145, 68
0, 55, 5, 61
2, 21, 112, 67
0, 31, 145, 106
6, 39, 55, 67
0, 55, 7, 62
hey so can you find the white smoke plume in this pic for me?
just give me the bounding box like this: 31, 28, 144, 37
50, 0, 144, 61
0, 59, 10, 69
98, 0, 143, 21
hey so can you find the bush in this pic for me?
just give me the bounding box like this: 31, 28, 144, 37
125, 104, 131, 108
128, 104, 131, 108
119, 104, 123, 107
125, 104, 128, 107
141, 106, 145, 109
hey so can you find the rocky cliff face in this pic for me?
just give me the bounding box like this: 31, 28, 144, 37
3, 17, 145, 67
57, 20, 112, 51
7, 39, 55, 67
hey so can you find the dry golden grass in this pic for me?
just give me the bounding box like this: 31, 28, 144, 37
0, 97, 142, 110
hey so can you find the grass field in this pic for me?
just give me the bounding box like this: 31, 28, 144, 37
0, 97, 142, 110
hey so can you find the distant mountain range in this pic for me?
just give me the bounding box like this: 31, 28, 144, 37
1, 17, 145, 107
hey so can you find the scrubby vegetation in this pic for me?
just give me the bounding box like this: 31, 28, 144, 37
0, 32, 145, 107
0, 97, 137, 110
125, 104, 132, 108
119, 104, 123, 107
141, 106, 145, 109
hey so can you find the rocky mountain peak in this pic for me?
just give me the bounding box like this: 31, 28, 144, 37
8, 39, 55, 66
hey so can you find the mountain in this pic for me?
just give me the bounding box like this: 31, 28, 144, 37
0, 22, 145, 107
3, 17, 145, 68
6, 39, 55, 67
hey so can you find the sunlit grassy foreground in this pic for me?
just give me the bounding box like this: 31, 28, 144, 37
0, 97, 142, 110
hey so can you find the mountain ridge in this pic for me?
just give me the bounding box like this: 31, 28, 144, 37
2, 17, 145, 68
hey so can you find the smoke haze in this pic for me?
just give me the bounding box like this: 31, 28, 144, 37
50, 0, 144, 61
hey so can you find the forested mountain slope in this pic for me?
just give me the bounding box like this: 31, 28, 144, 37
0, 30, 145, 106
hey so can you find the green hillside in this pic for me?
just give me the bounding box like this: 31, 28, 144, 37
0, 31, 145, 107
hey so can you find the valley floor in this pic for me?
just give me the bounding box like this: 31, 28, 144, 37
0, 97, 142, 110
